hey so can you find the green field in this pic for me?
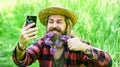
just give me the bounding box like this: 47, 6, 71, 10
0, 0, 120, 67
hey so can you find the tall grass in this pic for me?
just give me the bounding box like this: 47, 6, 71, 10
0, 0, 119, 67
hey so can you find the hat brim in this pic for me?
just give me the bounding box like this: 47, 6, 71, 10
38, 7, 78, 26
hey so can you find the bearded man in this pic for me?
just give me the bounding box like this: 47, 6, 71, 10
12, 6, 112, 67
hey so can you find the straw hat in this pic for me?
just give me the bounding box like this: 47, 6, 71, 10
38, 5, 78, 27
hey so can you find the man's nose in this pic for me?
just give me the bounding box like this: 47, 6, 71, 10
52, 22, 58, 28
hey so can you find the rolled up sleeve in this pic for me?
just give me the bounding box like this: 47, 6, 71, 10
83, 47, 112, 67
12, 39, 43, 67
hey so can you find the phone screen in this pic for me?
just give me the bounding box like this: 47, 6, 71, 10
26, 15, 37, 28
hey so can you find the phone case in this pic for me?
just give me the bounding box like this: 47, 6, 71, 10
26, 15, 37, 28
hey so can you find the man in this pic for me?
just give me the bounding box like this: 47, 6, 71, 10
12, 6, 112, 67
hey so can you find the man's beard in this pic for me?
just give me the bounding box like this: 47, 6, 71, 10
47, 27, 67, 47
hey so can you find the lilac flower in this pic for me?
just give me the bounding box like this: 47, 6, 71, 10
50, 46, 56, 55
61, 35, 71, 41
44, 31, 71, 55
45, 38, 53, 45
44, 31, 54, 38
56, 41, 63, 47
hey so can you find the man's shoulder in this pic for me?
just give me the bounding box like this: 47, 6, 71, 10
37, 37, 44, 44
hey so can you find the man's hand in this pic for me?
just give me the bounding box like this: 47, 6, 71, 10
19, 22, 38, 49
15, 22, 38, 60
67, 37, 91, 54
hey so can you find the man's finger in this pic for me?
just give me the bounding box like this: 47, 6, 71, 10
27, 31, 38, 37
26, 35, 37, 41
25, 27, 38, 34
68, 43, 72, 48
24, 23, 35, 30
67, 38, 72, 42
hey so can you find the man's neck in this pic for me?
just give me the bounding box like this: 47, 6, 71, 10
53, 45, 64, 59
56, 45, 64, 50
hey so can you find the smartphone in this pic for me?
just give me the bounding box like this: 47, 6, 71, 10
26, 15, 37, 28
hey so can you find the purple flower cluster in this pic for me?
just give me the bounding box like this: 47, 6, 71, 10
44, 32, 71, 55
61, 35, 71, 41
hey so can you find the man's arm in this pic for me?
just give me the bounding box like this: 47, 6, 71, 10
12, 40, 42, 66
12, 22, 38, 66
83, 47, 112, 67
67, 37, 112, 67
15, 22, 37, 60
15, 42, 26, 60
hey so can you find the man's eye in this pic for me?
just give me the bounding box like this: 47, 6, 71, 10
58, 22, 62, 24
48, 21, 53, 24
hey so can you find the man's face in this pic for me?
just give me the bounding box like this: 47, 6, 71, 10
47, 15, 66, 35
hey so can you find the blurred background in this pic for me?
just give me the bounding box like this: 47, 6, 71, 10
0, 0, 120, 67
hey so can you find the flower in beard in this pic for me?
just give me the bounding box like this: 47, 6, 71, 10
45, 38, 53, 45
55, 39, 63, 47
50, 46, 56, 55
44, 31, 54, 38
44, 31, 56, 55
44, 32, 54, 46
61, 35, 71, 41
44, 31, 71, 55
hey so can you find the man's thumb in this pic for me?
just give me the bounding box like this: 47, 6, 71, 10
71, 30, 76, 37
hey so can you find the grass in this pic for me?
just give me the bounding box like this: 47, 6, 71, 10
0, 0, 120, 67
